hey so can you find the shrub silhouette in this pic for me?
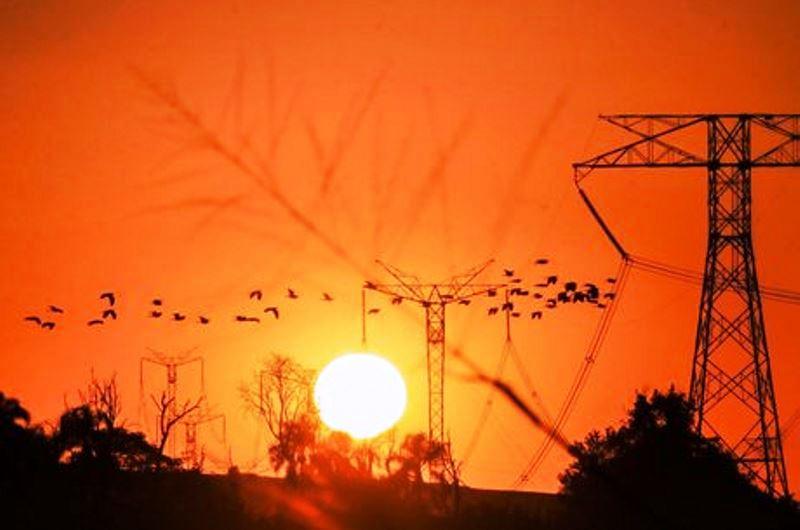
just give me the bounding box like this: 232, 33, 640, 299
560, 387, 799, 530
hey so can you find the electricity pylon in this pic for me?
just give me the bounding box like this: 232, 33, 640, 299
140, 347, 205, 458
182, 408, 226, 470
365, 260, 504, 450
574, 114, 800, 497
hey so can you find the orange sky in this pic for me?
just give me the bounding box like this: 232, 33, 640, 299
1, 0, 799, 493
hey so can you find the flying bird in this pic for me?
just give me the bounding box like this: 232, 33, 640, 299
511, 312, 521, 318
534, 258, 549, 265
545, 299, 557, 309
486, 289, 497, 297
198, 316, 210, 325
264, 307, 279, 319
152, 299, 162, 306
606, 277, 616, 284
367, 308, 381, 315
487, 307, 499, 316
533, 293, 543, 299
48, 305, 64, 314
597, 303, 607, 309
604, 292, 616, 300
172, 313, 186, 321
321, 293, 334, 302
458, 299, 471, 305
503, 269, 515, 277
41, 322, 55, 330
87, 319, 104, 326
546, 275, 558, 286
501, 302, 514, 312
510, 278, 522, 284
287, 288, 299, 299
391, 297, 403, 305
564, 281, 577, 292
236, 315, 260, 323
364, 281, 376, 289
102, 309, 117, 320
150, 310, 162, 318
24, 316, 42, 325
531, 311, 542, 320
100, 292, 115, 306
249, 290, 263, 301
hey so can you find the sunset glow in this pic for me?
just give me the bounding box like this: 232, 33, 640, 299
314, 353, 407, 439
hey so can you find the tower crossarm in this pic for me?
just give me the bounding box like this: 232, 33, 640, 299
365, 283, 505, 305
575, 114, 800, 182
573, 115, 706, 181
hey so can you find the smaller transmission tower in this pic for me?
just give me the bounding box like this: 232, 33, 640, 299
365, 260, 504, 449
181, 408, 226, 470
140, 347, 205, 458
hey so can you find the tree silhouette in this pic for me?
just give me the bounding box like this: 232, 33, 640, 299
150, 390, 203, 459
559, 387, 799, 530
241, 354, 318, 484
54, 375, 174, 471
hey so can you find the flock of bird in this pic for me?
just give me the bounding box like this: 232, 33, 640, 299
21, 259, 616, 332
22, 288, 329, 331
483, 260, 617, 320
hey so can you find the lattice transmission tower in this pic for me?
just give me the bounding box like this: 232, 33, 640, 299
365, 260, 504, 449
574, 114, 800, 497
140, 347, 205, 458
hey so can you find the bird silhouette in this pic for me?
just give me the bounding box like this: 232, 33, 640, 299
486, 289, 497, 297
364, 281, 376, 289
510, 278, 522, 284
458, 299, 471, 305
264, 307, 280, 319
546, 299, 557, 309
87, 319, 104, 326
287, 288, 299, 299
24, 316, 42, 325
533, 293, 544, 299
391, 297, 403, 305
534, 282, 548, 288
534, 258, 549, 265
198, 316, 210, 325
604, 292, 616, 300
597, 303, 607, 309
322, 293, 334, 302
150, 310, 162, 318
501, 302, 514, 312
564, 281, 577, 292
503, 269, 515, 277
573, 292, 586, 303
367, 308, 381, 315
511, 312, 521, 318
606, 277, 616, 284
250, 290, 263, 301
100, 292, 115, 306
48, 305, 64, 314
236, 315, 260, 323
557, 292, 569, 303
41, 321, 55, 330
173, 312, 186, 321
546, 275, 558, 285
102, 309, 117, 320
152, 299, 163, 306
531, 311, 543, 320
487, 307, 499, 316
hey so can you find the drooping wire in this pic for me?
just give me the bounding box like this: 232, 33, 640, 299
513, 257, 632, 488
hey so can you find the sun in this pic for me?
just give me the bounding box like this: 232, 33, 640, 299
314, 353, 407, 439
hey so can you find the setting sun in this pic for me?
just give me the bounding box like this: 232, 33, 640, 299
314, 353, 407, 439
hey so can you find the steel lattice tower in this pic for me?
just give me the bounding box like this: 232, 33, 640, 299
574, 114, 800, 497
366, 260, 503, 448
